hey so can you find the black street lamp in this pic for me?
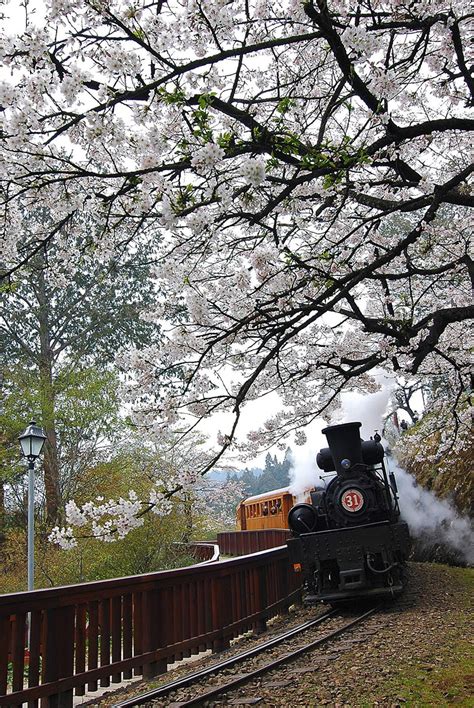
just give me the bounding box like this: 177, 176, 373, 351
19, 421, 47, 591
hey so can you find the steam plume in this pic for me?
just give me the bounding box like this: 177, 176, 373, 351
288, 438, 326, 500
388, 461, 473, 566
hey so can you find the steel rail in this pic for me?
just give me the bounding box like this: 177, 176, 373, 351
175, 605, 378, 707
113, 609, 338, 707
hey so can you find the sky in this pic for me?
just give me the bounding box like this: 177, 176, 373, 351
199, 368, 404, 470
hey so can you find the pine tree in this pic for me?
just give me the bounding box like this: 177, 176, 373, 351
0, 221, 160, 523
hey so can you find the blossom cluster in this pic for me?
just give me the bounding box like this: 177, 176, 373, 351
190, 143, 225, 172
240, 157, 267, 187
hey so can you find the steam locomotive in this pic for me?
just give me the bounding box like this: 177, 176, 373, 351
287, 422, 410, 603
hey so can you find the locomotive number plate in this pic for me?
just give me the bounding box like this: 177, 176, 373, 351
341, 489, 364, 512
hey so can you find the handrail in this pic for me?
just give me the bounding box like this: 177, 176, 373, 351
218, 529, 292, 556
189, 542, 220, 563
0, 545, 287, 610
174, 541, 220, 564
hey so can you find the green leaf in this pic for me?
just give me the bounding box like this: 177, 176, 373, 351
276, 97, 294, 115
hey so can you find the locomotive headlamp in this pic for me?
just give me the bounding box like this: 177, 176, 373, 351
341, 458, 351, 471
288, 503, 318, 534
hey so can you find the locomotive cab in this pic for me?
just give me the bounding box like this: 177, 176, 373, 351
287, 422, 410, 603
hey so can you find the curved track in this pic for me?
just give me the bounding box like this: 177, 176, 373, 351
114, 606, 378, 707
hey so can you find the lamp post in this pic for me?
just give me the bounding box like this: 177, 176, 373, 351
19, 421, 47, 592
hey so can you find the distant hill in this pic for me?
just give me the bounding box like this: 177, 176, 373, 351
208, 467, 263, 482
211, 448, 293, 497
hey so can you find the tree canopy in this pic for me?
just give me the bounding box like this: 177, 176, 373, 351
0, 216, 161, 521
1, 0, 472, 506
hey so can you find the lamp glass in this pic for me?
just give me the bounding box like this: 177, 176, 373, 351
19, 422, 47, 459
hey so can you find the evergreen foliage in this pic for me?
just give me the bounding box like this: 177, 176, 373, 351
229, 448, 293, 498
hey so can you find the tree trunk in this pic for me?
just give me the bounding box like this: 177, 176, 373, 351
0, 482, 5, 562
401, 403, 418, 425
182, 493, 193, 543
36, 266, 61, 525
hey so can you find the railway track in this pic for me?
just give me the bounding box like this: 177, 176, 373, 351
114, 605, 378, 707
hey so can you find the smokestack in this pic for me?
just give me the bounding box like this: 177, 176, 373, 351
321, 422, 363, 476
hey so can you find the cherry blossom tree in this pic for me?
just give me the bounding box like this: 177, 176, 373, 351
49, 433, 243, 548
1, 0, 473, 535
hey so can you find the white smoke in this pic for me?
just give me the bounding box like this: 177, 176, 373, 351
388, 460, 474, 566
288, 433, 329, 500
335, 370, 395, 439
287, 374, 395, 499
288, 374, 473, 566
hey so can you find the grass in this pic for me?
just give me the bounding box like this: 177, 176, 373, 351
363, 566, 474, 707
386, 639, 473, 707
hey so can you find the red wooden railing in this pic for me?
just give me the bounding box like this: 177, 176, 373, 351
0, 539, 301, 707
181, 541, 220, 563
218, 529, 292, 556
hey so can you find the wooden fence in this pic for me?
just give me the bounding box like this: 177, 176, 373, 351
217, 529, 292, 556
181, 541, 220, 563
0, 540, 301, 707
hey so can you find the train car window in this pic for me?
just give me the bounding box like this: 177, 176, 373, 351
262, 504, 269, 515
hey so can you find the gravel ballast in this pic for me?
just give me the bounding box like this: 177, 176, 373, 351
213, 563, 473, 707
91, 562, 473, 707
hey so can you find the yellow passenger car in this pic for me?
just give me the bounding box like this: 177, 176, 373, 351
236, 487, 312, 531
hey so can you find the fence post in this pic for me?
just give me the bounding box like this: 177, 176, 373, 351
280, 558, 290, 615
255, 565, 267, 634
142, 588, 167, 679
43, 606, 75, 708
211, 572, 230, 652
99, 598, 111, 688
